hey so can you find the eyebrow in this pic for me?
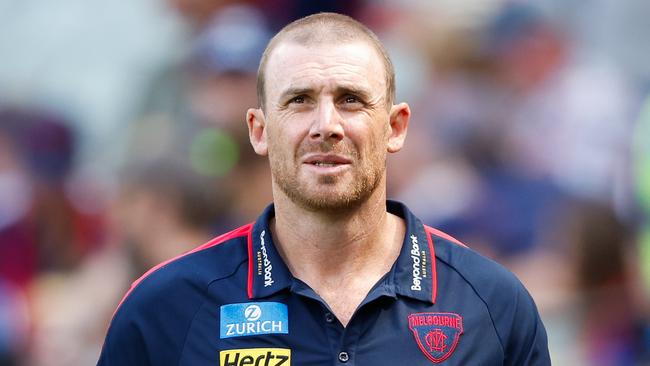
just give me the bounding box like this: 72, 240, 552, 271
279, 85, 373, 101
336, 86, 372, 100
279, 87, 313, 101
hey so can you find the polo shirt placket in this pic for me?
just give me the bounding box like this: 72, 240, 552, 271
244, 202, 441, 365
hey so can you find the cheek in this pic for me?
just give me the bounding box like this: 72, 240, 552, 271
350, 123, 389, 157
266, 114, 312, 152
266, 125, 299, 159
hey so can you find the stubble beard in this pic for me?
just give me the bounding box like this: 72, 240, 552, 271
270, 142, 386, 213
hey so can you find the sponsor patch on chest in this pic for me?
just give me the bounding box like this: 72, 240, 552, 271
256, 230, 275, 287
409, 234, 428, 291
219, 348, 290, 366
220, 302, 288, 339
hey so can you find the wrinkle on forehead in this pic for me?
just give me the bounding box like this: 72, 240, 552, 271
265, 42, 387, 105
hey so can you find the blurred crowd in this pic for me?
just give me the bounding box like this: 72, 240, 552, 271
1, 0, 649, 365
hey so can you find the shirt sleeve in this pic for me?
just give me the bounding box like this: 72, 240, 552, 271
95, 268, 191, 366
503, 283, 551, 366
96, 302, 152, 366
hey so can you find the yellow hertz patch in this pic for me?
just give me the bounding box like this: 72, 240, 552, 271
220, 348, 291, 366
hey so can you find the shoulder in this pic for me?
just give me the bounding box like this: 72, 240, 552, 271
98, 224, 252, 365
426, 226, 550, 364
116, 223, 252, 314
426, 225, 526, 302
118, 224, 252, 310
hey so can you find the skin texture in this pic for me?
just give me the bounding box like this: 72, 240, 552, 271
268, 42, 386, 211
249, 42, 406, 210
256, 20, 396, 113
247, 40, 411, 325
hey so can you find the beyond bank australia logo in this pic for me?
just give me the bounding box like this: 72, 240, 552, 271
220, 302, 288, 339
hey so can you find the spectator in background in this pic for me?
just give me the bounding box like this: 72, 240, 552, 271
390, 3, 570, 259
633, 94, 650, 310
0, 113, 37, 290
0, 280, 28, 366
0, 108, 104, 276
184, 5, 274, 220
127, 4, 274, 222
0, 107, 105, 365
167, 0, 239, 31
568, 202, 648, 365
117, 160, 229, 273
392, 2, 637, 260
27, 159, 227, 366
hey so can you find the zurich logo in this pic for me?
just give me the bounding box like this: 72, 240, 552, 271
244, 304, 262, 321
220, 302, 288, 339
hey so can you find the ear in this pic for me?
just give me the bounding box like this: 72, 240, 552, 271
246, 108, 268, 156
387, 102, 410, 153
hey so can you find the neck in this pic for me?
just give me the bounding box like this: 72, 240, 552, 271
270, 180, 403, 288
270, 181, 405, 326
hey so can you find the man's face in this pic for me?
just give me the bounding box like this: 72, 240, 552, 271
259, 41, 392, 211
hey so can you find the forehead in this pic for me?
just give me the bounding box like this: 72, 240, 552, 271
264, 41, 386, 97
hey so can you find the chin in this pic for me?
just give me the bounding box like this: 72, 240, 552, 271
273, 166, 384, 213
286, 185, 371, 213
298, 195, 365, 212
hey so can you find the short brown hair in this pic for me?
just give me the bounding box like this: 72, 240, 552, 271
257, 12, 395, 110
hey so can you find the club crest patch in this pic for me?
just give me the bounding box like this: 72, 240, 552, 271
408, 312, 463, 363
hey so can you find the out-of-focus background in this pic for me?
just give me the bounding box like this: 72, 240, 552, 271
0, 0, 649, 364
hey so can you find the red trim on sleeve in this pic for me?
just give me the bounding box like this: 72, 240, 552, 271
423, 225, 438, 304
422, 225, 468, 304
112, 223, 253, 317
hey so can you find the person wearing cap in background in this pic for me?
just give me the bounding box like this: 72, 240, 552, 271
128, 4, 273, 222
98, 12, 550, 365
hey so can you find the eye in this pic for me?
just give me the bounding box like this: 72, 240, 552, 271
339, 94, 365, 110
344, 95, 360, 104
290, 95, 306, 104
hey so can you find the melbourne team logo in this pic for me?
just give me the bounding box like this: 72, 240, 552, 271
220, 302, 288, 339
408, 312, 463, 363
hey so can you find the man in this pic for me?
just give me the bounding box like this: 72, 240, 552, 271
98, 13, 550, 365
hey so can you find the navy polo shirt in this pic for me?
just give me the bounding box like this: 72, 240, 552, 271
98, 201, 550, 365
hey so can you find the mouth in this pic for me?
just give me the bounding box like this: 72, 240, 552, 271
310, 162, 345, 167
302, 154, 352, 169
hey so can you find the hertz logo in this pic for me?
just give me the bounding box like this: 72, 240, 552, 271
220, 348, 290, 366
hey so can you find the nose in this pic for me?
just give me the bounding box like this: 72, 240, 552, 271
309, 99, 344, 142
